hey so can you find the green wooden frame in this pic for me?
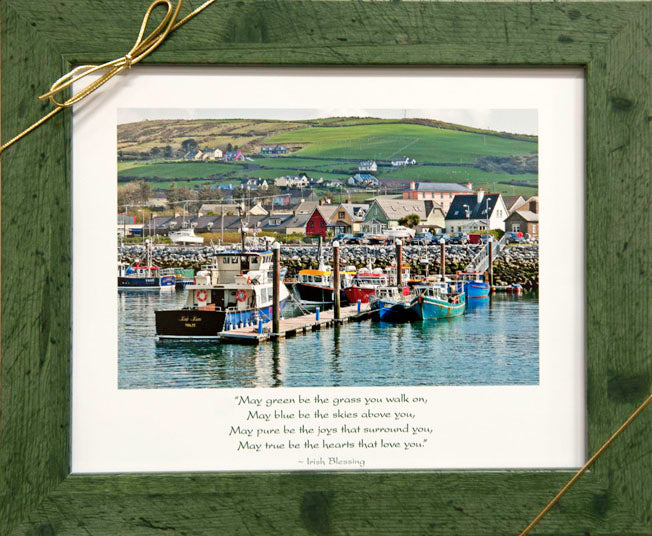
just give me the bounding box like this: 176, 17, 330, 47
2, 1, 650, 534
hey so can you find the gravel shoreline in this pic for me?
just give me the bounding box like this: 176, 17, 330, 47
118, 243, 539, 290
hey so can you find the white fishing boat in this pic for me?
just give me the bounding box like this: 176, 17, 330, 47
169, 227, 204, 245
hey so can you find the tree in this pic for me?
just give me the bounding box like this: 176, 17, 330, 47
150, 147, 161, 159
134, 180, 152, 204
163, 145, 173, 159
181, 139, 198, 153
226, 143, 233, 153
398, 213, 420, 228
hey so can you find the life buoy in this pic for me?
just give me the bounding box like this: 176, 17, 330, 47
196, 289, 208, 302
236, 289, 248, 302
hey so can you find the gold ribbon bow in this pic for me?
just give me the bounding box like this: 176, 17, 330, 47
0, 0, 216, 156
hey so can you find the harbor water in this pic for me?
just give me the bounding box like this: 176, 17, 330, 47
118, 290, 539, 389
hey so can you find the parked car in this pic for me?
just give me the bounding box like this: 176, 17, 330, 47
433, 233, 451, 244
332, 233, 354, 244
449, 232, 468, 245
411, 232, 434, 246
468, 233, 491, 244
505, 231, 525, 243
351, 232, 370, 245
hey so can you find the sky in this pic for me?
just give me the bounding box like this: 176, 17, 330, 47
117, 108, 538, 136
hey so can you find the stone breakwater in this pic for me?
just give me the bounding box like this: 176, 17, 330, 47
118, 243, 539, 289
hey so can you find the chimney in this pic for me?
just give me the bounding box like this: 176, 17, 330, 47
476, 189, 484, 204
346, 197, 351, 204
465, 182, 473, 191
409, 180, 416, 191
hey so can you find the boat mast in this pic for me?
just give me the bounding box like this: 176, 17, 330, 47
239, 203, 246, 252
146, 239, 152, 276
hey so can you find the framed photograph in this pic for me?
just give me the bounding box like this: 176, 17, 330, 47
2, 1, 650, 534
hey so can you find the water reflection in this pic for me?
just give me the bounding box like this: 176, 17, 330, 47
120, 291, 539, 389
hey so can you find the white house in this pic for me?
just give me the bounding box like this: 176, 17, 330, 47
359, 160, 378, 172
391, 156, 417, 167
444, 190, 508, 233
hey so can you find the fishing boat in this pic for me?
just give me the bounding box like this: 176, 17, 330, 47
342, 266, 388, 304
458, 271, 491, 299
169, 227, 204, 245
369, 285, 418, 322
411, 281, 466, 320
293, 265, 355, 305
118, 241, 176, 291
155, 249, 290, 339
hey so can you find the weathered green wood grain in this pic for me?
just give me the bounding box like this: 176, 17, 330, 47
1, 1, 650, 535
0, 0, 72, 533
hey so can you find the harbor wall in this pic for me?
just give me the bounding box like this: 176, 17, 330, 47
118, 244, 539, 290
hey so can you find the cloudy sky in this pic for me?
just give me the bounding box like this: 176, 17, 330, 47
118, 108, 538, 136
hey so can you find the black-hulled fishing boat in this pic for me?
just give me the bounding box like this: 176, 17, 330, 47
155, 250, 290, 339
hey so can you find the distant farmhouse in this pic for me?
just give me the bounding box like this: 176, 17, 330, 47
201, 148, 223, 161
275, 175, 309, 189
260, 145, 288, 156
223, 151, 245, 162
358, 160, 377, 172
403, 181, 474, 213
444, 191, 508, 233
241, 178, 269, 191
348, 173, 379, 187
184, 150, 203, 160
391, 156, 417, 167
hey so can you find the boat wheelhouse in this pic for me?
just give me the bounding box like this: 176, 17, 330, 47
118, 241, 175, 291
458, 271, 490, 299
155, 250, 290, 339
411, 281, 466, 320
343, 267, 389, 304
293, 265, 355, 305
369, 285, 418, 323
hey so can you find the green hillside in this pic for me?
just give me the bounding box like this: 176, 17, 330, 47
265, 123, 537, 163
117, 117, 538, 197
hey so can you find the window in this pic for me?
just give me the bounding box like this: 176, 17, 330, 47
339, 211, 345, 219
532, 224, 537, 234
512, 224, 520, 232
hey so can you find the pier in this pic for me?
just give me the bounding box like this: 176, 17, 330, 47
218, 303, 373, 344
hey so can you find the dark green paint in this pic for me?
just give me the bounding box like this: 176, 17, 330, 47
1, 1, 651, 534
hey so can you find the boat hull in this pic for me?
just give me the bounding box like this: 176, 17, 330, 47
465, 281, 490, 299
414, 294, 466, 320
293, 283, 348, 305
118, 275, 176, 291
343, 286, 376, 304
372, 299, 419, 323
155, 302, 286, 339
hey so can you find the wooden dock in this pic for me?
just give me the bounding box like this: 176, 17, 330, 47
218, 303, 373, 344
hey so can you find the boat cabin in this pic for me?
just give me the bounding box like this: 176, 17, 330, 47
196, 251, 274, 285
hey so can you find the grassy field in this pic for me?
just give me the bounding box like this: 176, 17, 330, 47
265, 123, 537, 163
118, 117, 538, 197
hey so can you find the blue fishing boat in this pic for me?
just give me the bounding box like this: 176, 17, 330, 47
369, 286, 418, 323
412, 281, 466, 320
118, 242, 175, 291
458, 271, 490, 299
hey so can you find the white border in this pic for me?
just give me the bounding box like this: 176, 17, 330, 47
72, 67, 585, 472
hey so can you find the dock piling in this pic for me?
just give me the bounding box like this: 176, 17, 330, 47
440, 238, 446, 278
357, 299, 361, 313
395, 239, 403, 287
333, 241, 341, 320
273, 242, 280, 334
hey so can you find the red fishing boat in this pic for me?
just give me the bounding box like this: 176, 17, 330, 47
343, 267, 389, 304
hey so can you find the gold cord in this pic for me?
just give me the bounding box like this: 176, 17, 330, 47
519, 392, 652, 535
0, 0, 216, 156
